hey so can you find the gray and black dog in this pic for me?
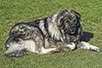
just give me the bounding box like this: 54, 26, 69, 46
4, 10, 100, 57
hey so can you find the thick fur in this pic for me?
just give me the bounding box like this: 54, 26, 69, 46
4, 10, 100, 57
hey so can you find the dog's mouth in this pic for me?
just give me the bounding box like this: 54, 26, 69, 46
70, 26, 77, 35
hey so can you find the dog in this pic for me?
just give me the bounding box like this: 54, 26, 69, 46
4, 10, 100, 57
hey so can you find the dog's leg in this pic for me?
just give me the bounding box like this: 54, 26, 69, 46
55, 42, 76, 52
3, 43, 29, 57
58, 43, 76, 51
40, 47, 57, 54
65, 43, 76, 50
4, 40, 39, 57
77, 41, 100, 52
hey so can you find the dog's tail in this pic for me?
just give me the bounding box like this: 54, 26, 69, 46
3, 43, 29, 57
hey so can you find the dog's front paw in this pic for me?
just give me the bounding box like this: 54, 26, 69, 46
51, 48, 61, 53
90, 46, 101, 52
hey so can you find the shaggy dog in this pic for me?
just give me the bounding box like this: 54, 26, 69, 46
4, 10, 100, 57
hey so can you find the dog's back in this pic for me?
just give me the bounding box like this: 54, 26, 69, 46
4, 22, 45, 57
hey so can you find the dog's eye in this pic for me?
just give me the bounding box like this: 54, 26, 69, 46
65, 20, 68, 23
65, 19, 70, 23
73, 19, 77, 22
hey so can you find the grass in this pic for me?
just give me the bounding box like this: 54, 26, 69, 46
0, 0, 102, 68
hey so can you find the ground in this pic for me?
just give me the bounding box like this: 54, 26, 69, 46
0, 0, 102, 68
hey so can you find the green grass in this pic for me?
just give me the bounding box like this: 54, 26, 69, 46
0, 0, 102, 68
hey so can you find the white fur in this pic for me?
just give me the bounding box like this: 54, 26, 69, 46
79, 41, 100, 52
47, 12, 62, 40
66, 43, 76, 50
4, 43, 25, 55
4, 40, 38, 55
21, 40, 37, 53
40, 47, 56, 54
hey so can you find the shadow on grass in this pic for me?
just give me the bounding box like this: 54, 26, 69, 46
80, 31, 94, 42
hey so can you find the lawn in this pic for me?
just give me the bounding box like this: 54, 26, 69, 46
0, 0, 102, 68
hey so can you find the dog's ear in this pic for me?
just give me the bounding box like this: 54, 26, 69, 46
70, 10, 81, 18
60, 10, 68, 16
57, 10, 68, 26
70, 10, 83, 24
61, 10, 81, 17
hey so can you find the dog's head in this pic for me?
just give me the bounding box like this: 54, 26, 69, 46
57, 10, 83, 35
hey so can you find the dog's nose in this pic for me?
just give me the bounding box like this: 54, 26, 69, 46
71, 25, 75, 27
70, 30, 74, 32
